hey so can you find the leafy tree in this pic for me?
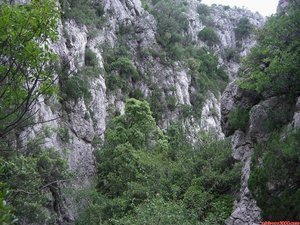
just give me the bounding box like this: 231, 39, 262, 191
118, 197, 192, 225
234, 17, 253, 41
0, 147, 71, 224
0, 169, 16, 224
240, 2, 300, 95
88, 103, 241, 224
0, 0, 59, 138
150, 0, 189, 59
249, 130, 300, 220
96, 99, 168, 197
228, 107, 250, 131
59, 0, 105, 27
198, 27, 220, 47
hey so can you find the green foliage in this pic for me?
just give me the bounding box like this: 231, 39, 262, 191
249, 130, 300, 220
148, 86, 165, 121
185, 47, 228, 117
57, 126, 70, 143
0, 0, 59, 137
223, 47, 240, 62
196, 4, 213, 25
234, 17, 253, 41
60, 74, 91, 102
240, 4, 300, 95
107, 57, 139, 80
60, 0, 105, 27
228, 107, 250, 131
118, 197, 192, 225
80, 100, 240, 224
198, 27, 220, 47
196, 4, 210, 16
150, 0, 189, 59
97, 143, 141, 197
0, 172, 16, 224
97, 99, 167, 196
103, 45, 140, 93
85, 48, 98, 67
0, 147, 71, 224
166, 95, 177, 111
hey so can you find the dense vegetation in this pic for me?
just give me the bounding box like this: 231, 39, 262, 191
249, 130, 300, 220
234, 17, 253, 41
77, 99, 241, 224
59, 0, 105, 27
241, 0, 300, 221
0, 0, 59, 138
241, 1, 300, 95
0, 1, 71, 224
2, 0, 300, 223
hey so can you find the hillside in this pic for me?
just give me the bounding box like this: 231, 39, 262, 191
1, 0, 299, 224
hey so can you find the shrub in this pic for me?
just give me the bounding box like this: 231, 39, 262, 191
57, 126, 70, 143
228, 107, 250, 131
234, 17, 253, 41
61, 75, 91, 102
0, 147, 70, 224
107, 57, 139, 79
224, 47, 240, 62
103, 45, 140, 93
240, 4, 300, 95
84, 48, 98, 67
119, 197, 192, 225
196, 4, 210, 16
249, 130, 300, 220
198, 27, 220, 47
60, 0, 105, 27
166, 95, 177, 111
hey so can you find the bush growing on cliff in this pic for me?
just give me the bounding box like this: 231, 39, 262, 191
198, 27, 220, 47
196, 4, 210, 16
103, 45, 141, 93
85, 48, 98, 67
249, 130, 300, 221
228, 107, 250, 131
60, 74, 91, 102
60, 0, 105, 27
223, 47, 240, 62
150, 0, 189, 59
234, 17, 253, 41
241, 2, 300, 95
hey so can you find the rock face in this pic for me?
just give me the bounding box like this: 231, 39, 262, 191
16, 0, 265, 223
221, 83, 299, 225
277, 0, 289, 13
221, 81, 260, 136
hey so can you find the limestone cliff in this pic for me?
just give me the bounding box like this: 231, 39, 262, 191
15, 0, 265, 223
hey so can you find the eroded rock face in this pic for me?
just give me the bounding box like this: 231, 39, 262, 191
221, 81, 260, 136
249, 96, 294, 142
277, 0, 289, 13
221, 81, 299, 224
15, 0, 266, 223
221, 81, 261, 225
225, 130, 262, 225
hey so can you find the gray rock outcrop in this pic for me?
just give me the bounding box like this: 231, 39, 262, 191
221, 83, 299, 225
14, 0, 265, 223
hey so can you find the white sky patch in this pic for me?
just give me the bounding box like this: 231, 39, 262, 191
201, 0, 278, 16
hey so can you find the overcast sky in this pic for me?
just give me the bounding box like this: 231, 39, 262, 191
201, 0, 278, 16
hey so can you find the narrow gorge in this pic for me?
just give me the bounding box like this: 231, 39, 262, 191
0, 0, 299, 224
